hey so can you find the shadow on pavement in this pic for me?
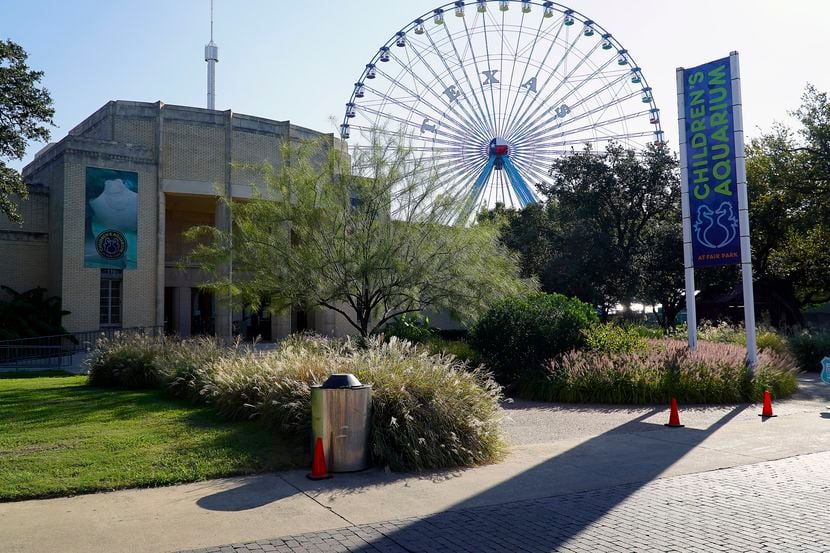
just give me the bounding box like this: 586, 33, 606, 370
188, 375, 830, 551
347, 404, 747, 552
196, 478, 296, 512
192, 404, 747, 548
500, 399, 655, 414
788, 375, 827, 401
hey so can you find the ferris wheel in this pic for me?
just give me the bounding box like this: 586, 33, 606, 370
340, 0, 664, 221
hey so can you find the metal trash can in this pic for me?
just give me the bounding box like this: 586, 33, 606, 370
310, 373, 372, 472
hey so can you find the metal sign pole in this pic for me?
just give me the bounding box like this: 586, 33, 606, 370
676, 67, 697, 350
730, 51, 757, 370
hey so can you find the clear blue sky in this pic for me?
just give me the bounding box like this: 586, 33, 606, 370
3, 0, 829, 170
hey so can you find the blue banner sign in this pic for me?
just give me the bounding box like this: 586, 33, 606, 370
821, 357, 830, 385
684, 57, 740, 267
84, 167, 138, 269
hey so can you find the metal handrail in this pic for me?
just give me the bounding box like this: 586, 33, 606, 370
0, 326, 164, 366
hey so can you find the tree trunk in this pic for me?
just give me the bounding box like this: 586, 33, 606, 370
359, 311, 370, 338
661, 303, 682, 331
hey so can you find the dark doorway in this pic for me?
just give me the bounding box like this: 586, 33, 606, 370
191, 289, 215, 335
243, 306, 273, 341
258, 310, 272, 340
292, 308, 308, 334
164, 287, 174, 334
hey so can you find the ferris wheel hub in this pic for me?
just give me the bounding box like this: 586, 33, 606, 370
489, 137, 510, 157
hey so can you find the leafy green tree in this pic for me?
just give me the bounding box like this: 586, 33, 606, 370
639, 217, 685, 329
541, 142, 680, 313
792, 85, 830, 203
511, 201, 615, 311
477, 202, 578, 298
187, 133, 532, 337
491, 143, 680, 320
0, 40, 54, 223
740, 91, 830, 323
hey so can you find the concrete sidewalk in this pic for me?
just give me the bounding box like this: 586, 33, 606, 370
188, 451, 830, 553
2, 376, 829, 553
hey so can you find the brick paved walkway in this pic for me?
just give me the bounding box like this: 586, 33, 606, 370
185, 451, 830, 553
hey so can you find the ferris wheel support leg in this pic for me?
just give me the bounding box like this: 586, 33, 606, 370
502, 158, 535, 206
463, 156, 496, 221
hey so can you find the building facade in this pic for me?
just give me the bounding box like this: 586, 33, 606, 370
3, 100, 352, 339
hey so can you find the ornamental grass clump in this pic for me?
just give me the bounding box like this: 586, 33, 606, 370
243, 336, 504, 471
349, 338, 504, 471
194, 336, 336, 425
85, 332, 164, 389
519, 339, 798, 405
85, 332, 504, 470
248, 340, 336, 432
160, 336, 225, 401
197, 349, 279, 421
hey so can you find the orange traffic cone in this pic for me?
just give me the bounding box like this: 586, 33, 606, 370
664, 398, 684, 428
307, 437, 332, 480
759, 389, 777, 418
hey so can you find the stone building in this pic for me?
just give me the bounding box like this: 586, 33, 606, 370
2, 100, 352, 339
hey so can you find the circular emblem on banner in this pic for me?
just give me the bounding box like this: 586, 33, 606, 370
95, 230, 128, 260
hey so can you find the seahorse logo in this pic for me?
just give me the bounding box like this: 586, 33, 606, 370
821, 357, 830, 385
714, 202, 739, 247
694, 202, 738, 249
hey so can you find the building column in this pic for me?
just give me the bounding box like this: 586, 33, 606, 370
174, 286, 191, 337
155, 102, 166, 331
214, 200, 233, 341
272, 310, 291, 340
155, 191, 165, 330
315, 307, 337, 337
213, 109, 235, 342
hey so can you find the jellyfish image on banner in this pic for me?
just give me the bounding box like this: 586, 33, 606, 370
84, 167, 139, 269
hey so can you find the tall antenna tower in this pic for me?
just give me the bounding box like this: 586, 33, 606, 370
205, 0, 218, 110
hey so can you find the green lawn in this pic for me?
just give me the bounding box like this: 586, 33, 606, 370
0, 371, 305, 501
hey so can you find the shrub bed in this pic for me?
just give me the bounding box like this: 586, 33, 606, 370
697, 321, 789, 355
424, 337, 477, 363
470, 293, 597, 383
382, 314, 436, 343
518, 340, 799, 404
788, 329, 830, 372
85, 333, 504, 471
582, 323, 648, 354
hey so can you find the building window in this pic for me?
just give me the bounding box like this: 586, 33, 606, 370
100, 269, 123, 327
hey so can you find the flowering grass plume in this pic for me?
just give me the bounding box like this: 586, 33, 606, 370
519, 339, 798, 404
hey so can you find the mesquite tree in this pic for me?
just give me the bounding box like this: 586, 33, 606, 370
187, 132, 532, 336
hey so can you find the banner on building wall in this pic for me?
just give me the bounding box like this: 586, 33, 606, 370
683, 57, 741, 268
84, 167, 138, 269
